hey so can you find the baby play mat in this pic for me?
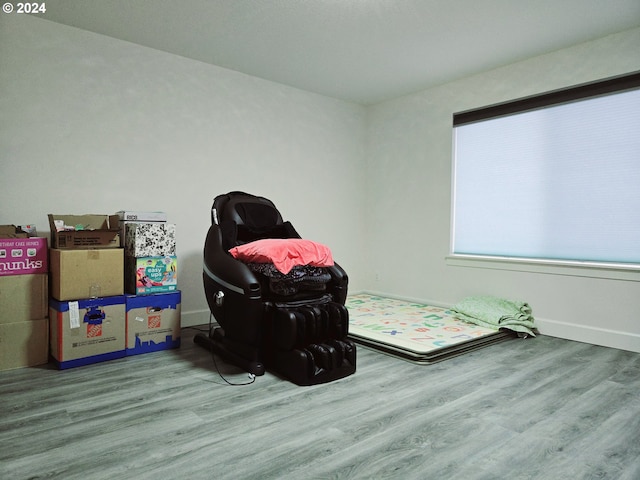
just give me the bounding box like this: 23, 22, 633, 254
346, 293, 512, 364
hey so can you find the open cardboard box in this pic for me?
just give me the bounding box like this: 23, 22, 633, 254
0, 225, 29, 238
48, 214, 120, 249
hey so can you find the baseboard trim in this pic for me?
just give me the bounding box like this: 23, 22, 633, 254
357, 290, 640, 354
181, 309, 212, 328
534, 317, 640, 353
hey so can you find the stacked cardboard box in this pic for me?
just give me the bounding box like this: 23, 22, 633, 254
120, 212, 177, 296
125, 291, 181, 355
0, 225, 49, 371
48, 214, 126, 369
49, 295, 126, 369
119, 211, 181, 355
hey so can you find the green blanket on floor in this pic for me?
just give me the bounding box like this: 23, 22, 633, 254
452, 295, 537, 337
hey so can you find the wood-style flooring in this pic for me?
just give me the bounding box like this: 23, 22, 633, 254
1, 327, 639, 479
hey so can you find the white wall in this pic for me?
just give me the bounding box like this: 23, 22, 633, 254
0, 15, 367, 325
365, 27, 640, 352
2, 14, 639, 352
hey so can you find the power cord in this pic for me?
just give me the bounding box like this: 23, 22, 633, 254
211, 350, 256, 386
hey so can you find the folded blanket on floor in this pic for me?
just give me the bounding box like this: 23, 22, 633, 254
451, 295, 537, 337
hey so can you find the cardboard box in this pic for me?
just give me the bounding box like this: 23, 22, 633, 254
117, 211, 167, 222
125, 291, 181, 355
48, 214, 120, 249
16, 224, 38, 236
50, 248, 124, 301
0, 268, 49, 370
0, 224, 29, 238
49, 296, 126, 369
125, 255, 177, 295
0, 237, 48, 276
123, 222, 176, 257
0, 319, 48, 371
0, 274, 48, 323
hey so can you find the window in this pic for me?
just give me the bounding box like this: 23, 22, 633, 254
451, 72, 640, 268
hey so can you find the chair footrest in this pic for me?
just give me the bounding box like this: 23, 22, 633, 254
270, 301, 350, 351
272, 339, 357, 386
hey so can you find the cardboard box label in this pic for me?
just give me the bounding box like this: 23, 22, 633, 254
87, 323, 102, 338
117, 211, 167, 222
69, 301, 80, 328
148, 314, 162, 329
0, 238, 48, 276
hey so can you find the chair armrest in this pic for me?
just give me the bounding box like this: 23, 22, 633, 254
327, 262, 348, 304
204, 224, 261, 297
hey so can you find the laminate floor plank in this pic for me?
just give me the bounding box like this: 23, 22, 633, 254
1, 327, 639, 479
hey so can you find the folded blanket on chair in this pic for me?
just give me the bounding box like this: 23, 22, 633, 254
451, 295, 537, 337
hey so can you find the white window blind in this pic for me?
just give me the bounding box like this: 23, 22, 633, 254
452, 75, 640, 265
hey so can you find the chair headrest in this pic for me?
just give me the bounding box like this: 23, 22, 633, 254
213, 192, 283, 229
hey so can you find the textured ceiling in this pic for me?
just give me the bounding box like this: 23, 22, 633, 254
37, 0, 640, 104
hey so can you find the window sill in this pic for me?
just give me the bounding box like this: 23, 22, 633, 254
446, 254, 640, 282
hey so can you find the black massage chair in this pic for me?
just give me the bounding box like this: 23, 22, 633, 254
195, 191, 356, 385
